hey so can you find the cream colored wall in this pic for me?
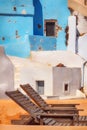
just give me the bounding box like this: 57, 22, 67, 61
77, 0, 86, 5
68, 0, 87, 16
9, 51, 87, 97
53, 67, 81, 97
20, 63, 53, 96
30, 51, 83, 67
67, 11, 87, 60
78, 34, 87, 60
68, 0, 86, 6
67, 16, 76, 53
0, 47, 14, 99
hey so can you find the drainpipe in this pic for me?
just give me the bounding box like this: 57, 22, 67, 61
82, 61, 87, 88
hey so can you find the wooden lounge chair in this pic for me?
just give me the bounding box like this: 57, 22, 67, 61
5, 90, 77, 126
11, 116, 35, 125
20, 84, 82, 115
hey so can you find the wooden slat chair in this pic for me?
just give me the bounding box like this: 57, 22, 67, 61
11, 116, 35, 125
20, 84, 81, 115
5, 90, 76, 126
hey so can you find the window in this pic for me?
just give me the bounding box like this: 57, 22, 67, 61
63, 83, 69, 93
46, 22, 55, 36
36, 81, 44, 95
44, 19, 58, 37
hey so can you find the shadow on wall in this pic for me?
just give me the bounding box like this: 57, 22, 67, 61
33, 0, 43, 35
0, 46, 14, 99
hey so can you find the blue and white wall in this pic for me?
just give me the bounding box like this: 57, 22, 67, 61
0, 0, 70, 57
0, 0, 34, 57
32, 0, 70, 50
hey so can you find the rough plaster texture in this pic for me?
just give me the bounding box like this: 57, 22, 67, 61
0, 46, 14, 98
78, 34, 87, 60
33, 0, 70, 50
67, 16, 76, 53
67, 11, 87, 60
8, 51, 87, 99
77, 14, 87, 34
0, 0, 34, 57
53, 67, 81, 97
0, 0, 70, 57
67, 16, 87, 60
20, 62, 53, 96
68, 0, 87, 16
30, 51, 84, 67
29, 35, 56, 51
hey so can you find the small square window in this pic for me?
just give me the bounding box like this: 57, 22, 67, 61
63, 83, 69, 93
36, 81, 44, 95
44, 19, 58, 37
46, 22, 55, 36
65, 84, 68, 91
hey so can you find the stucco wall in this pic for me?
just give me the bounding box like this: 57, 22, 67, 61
33, 0, 70, 50
43, 0, 70, 50
20, 63, 53, 96
0, 0, 70, 57
78, 34, 87, 60
68, 0, 87, 16
0, 46, 14, 98
29, 35, 56, 51
67, 16, 77, 53
0, 0, 34, 58
67, 12, 87, 60
53, 67, 81, 97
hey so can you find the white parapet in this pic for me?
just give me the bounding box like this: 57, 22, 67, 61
0, 46, 14, 99
78, 34, 87, 60
67, 16, 77, 53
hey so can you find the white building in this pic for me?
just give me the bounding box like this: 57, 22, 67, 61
67, 0, 87, 60
0, 46, 14, 98
9, 51, 86, 99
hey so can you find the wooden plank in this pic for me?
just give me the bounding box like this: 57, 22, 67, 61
74, 123, 79, 126
11, 120, 24, 125
14, 95, 27, 100
47, 120, 57, 125
20, 84, 80, 109
6, 90, 20, 95
6, 90, 82, 126
20, 115, 29, 119
49, 104, 79, 107
40, 113, 76, 118
43, 106, 82, 111
10, 92, 23, 97
44, 118, 54, 125
11, 116, 34, 125
31, 108, 41, 113
20, 84, 48, 107
85, 116, 87, 120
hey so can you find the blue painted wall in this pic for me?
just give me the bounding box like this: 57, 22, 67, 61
0, 0, 70, 57
32, 0, 70, 50
0, 0, 34, 57
29, 35, 56, 51
33, 0, 43, 35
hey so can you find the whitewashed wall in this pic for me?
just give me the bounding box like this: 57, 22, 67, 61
67, 13, 87, 59
78, 34, 87, 60
53, 67, 81, 97
9, 51, 87, 98
67, 16, 77, 53
20, 63, 53, 96
0, 46, 14, 98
